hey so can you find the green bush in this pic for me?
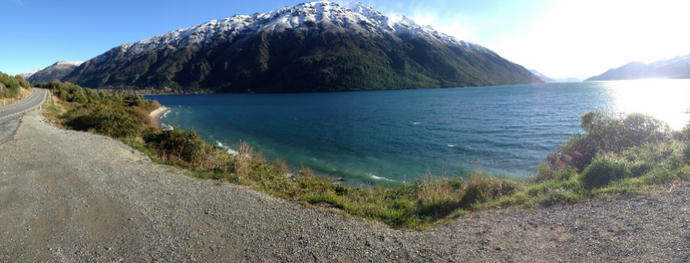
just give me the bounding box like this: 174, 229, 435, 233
143, 127, 208, 163
0, 71, 30, 98
37, 80, 162, 138
65, 102, 151, 138
581, 112, 670, 153
537, 112, 671, 179
582, 154, 632, 189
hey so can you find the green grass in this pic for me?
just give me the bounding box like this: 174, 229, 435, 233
42, 82, 690, 230
47, 105, 60, 115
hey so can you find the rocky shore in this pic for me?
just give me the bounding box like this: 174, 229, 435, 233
1, 109, 689, 262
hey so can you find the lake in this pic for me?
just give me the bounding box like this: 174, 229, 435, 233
146, 79, 690, 187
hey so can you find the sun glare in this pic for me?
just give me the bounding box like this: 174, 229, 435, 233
488, 0, 690, 79
606, 79, 690, 130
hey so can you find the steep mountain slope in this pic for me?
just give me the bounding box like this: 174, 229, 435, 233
529, 69, 554, 82
20, 61, 83, 83
586, 54, 690, 81
64, 1, 541, 93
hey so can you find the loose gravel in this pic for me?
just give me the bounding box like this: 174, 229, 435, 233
1, 109, 689, 262
0, 115, 21, 145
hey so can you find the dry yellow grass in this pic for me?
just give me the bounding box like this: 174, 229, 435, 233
0, 87, 32, 107
41, 95, 69, 126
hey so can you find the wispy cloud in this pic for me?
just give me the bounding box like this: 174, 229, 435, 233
404, 7, 472, 41
10, 0, 23, 5
335, 0, 473, 41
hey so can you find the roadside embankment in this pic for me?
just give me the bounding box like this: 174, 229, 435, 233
0, 85, 32, 107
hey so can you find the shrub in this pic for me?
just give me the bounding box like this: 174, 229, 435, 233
581, 112, 670, 153
65, 103, 150, 138
143, 127, 209, 164
0, 71, 25, 98
537, 112, 670, 180
150, 100, 162, 111
126, 106, 152, 126
582, 154, 631, 189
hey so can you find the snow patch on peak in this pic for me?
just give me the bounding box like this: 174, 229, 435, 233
53, 61, 84, 67
19, 61, 84, 79
95, 1, 491, 60
19, 67, 46, 79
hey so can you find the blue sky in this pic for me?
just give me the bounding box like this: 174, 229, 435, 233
1, 0, 689, 79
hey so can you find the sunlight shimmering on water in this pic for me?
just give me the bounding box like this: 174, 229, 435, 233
605, 79, 690, 130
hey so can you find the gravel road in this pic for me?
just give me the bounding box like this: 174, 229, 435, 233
2, 109, 690, 262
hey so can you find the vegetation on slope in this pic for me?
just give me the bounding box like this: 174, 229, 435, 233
64, 31, 540, 94
0, 71, 31, 99
41, 81, 690, 230
485, 112, 690, 209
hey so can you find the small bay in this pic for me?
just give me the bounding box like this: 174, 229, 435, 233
147, 79, 690, 187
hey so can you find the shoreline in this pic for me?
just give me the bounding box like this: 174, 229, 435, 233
3, 109, 690, 261
148, 106, 169, 127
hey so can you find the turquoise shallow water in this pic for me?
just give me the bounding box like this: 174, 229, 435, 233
147, 80, 690, 187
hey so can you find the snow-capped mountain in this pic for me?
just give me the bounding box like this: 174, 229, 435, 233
65, 1, 540, 92
20, 61, 84, 83
19, 67, 46, 80
102, 2, 490, 60
586, 53, 690, 81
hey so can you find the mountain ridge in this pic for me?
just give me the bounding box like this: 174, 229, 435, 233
20, 61, 84, 83
586, 53, 690, 81
64, 1, 541, 93
528, 69, 554, 82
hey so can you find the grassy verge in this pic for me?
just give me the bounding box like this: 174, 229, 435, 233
39, 81, 690, 230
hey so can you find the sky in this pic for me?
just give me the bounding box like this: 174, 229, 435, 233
1, 0, 689, 79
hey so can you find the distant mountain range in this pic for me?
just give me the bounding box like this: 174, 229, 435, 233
586, 54, 690, 81
20, 61, 83, 83
552, 77, 584, 82
61, 1, 540, 93
529, 69, 583, 83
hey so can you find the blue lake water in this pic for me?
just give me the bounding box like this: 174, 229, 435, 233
146, 80, 690, 187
